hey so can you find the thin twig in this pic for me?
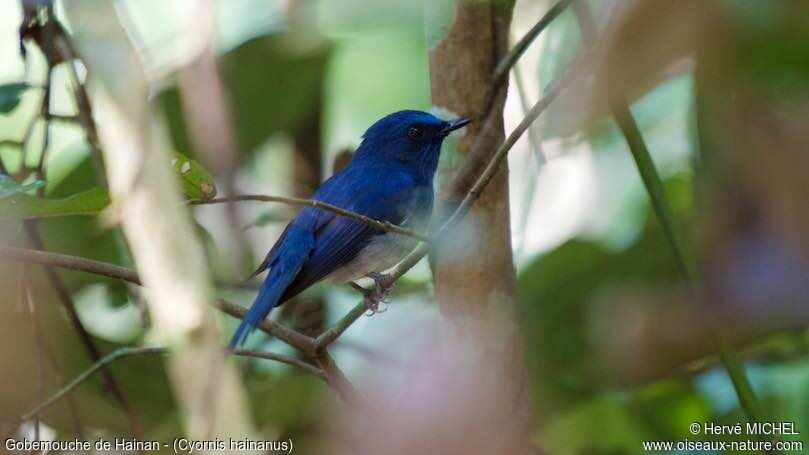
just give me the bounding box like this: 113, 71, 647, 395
215, 299, 317, 355
46, 113, 80, 123
492, 0, 573, 84
315, 302, 368, 350
33, 65, 52, 186
20, 275, 43, 441
21, 347, 165, 421
190, 195, 430, 242
512, 60, 546, 256
57, 27, 108, 187
231, 349, 325, 380
21, 345, 326, 422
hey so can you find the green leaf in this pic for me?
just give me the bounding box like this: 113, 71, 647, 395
171, 152, 217, 200
540, 395, 649, 455
0, 187, 110, 219
161, 34, 330, 158
0, 175, 45, 198
0, 82, 29, 114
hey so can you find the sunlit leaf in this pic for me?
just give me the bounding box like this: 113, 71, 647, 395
0, 187, 110, 219
171, 152, 217, 200
0, 82, 29, 114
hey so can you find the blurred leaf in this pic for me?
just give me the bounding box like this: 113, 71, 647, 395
0, 175, 44, 198
0, 187, 110, 219
46, 154, 102, 197
633, 379, 710, 440
518, 182, 688, 412
539, 395, 649, 455
161, 35, 330, 159
0, 82, 29, 114
244, 210, 293, 230
245, 363, 328, 427
171, 152, 217, 200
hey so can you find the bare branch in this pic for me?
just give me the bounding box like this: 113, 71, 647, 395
190, 195, 430, 242
22, 346, 325, 422
314, 302, 367, 351
21, 347, 165, 422
215, 300, 317, 355
0, 246, 141, 285
232, 349, 325, 380
492, 0, 573, 84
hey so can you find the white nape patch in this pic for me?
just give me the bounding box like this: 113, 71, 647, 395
429, 105, 462, 123
326, 232, 418, 283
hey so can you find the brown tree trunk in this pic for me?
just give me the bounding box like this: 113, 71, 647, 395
430, 0, 517, 315
427, 1, 532, 453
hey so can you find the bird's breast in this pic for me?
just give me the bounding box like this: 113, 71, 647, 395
325, 232, 418, 284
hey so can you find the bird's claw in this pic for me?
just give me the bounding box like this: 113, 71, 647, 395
357, 272, 394, 316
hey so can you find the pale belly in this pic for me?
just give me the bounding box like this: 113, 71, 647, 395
324, 232, 418, 283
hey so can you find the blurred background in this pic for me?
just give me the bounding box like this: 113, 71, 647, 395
1, 0, 808, 453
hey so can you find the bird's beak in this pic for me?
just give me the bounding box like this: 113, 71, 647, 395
440, 117, 472, 136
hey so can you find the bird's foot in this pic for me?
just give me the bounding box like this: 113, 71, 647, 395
351, 272, 394, 315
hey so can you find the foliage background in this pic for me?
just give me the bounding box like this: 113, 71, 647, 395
1, 0, 808, 454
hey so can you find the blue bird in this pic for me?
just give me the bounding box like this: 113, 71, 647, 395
230, 110, 470, 347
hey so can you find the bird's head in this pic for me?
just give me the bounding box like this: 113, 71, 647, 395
353, 110, 470, 179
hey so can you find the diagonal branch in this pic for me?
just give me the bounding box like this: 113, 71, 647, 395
231, 348, 325, 380
214, 299, 317, 355
492, 0, 573, 84
21, 347, 165, 422
21, 346, 325, 422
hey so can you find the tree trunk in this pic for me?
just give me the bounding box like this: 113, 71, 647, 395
429, 0, 517, 316
427, 1, 532, 452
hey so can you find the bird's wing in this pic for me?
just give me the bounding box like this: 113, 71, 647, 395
280, 168, 428, 300
230, 167, 427, 347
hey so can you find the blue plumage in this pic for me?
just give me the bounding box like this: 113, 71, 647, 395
230, 110, 470, 347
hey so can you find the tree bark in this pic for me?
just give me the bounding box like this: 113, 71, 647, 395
429, 0, 517, 316
427, 1, 532, 453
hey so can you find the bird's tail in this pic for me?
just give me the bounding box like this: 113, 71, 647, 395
229, 229, 312, 348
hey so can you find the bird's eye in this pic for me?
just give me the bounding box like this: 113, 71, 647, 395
407, 126, 425, 139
